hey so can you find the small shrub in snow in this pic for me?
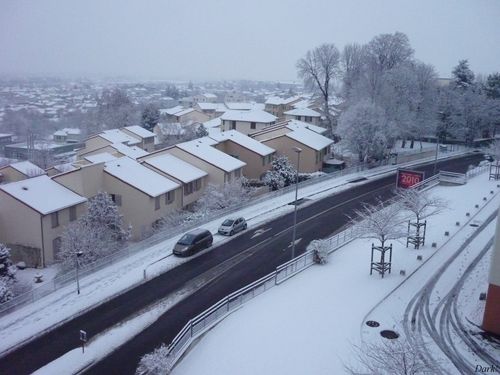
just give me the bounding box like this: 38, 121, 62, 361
0, 243, 16, 280
0, 278, 14, 304
136, 344, 171, 374
307, 239, 330, 264
263, 155, 297, 190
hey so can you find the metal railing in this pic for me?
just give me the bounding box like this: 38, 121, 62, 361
0, 146, 470, 317
159, 225, 359, 373
438, 170, 467, 185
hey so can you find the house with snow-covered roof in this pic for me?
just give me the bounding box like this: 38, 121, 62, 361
208, 129, 276, 180
139, 153, 208, 208
162, 106, 210, 124
264, 96, 304, 118
145, 137, 246, 185
0, 175, 87, 267
251, 120, 333, 173
220, 110, 277, 135
284, 107, 321, 125
0, 161, 46, 183
102, 157, 182, 239
121, 125, 155, 152
195, 102, 228, 118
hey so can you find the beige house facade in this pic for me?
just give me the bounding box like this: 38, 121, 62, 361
221, 110, 277, 135
209, 130, 275, 180
0, 175, 87, 267
0, 161, 45, 184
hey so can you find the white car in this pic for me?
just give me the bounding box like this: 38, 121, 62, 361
218, 217, 247, 236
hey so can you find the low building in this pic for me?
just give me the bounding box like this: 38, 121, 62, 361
251, 121, 333, 173
102, 157, 182, 239
0, 161, 45, 183
140, 153, 208, 209
264, 96, 304, 119
0, 175, 87, 267
4, 140, 83, 164
195, 103, 227, 119
284, 107, 321, 125
209, 129, 275, 180
0, 133, 13, 151
120, 126, 156, 152
221, 110, 277, 135
149, 137, 246, 185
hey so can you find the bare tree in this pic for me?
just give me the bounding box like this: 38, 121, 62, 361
341, 43, 367, 99
337, 100, 394, 162
396, 188, 447, 224
396, 188, 447, 248
352, 199, 408, 248
366, 32, 414, 72
297, 43, 341, 132
346, 338, 437, 375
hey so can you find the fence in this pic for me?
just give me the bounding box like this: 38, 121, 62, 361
159, 225, 359, 373
0, 145, 470, 317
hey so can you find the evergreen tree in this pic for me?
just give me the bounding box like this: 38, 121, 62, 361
485, 72, 500, 99
0, 243, 15, 280
452, 60, 475, 90
141, 104, 160, 132
195, 124, 209, 138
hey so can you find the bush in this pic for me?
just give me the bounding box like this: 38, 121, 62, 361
307, 239, 330, 264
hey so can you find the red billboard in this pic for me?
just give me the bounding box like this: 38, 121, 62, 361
396, 169, 425, 189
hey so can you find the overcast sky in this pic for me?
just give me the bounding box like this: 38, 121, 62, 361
1, 0, 499, 82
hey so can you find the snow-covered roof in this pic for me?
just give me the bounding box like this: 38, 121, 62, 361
203, 93, 217, 98
61, 128, 81, 135
203, 117, 222, 129
224, 102, 254, 110
104, 157, 179, 197
284, 108, 321, 117
84, 152, 117, 164
0, 175, 87, 215
220, 110, 277, 123
8, 161, 45, 177
291, 99, 312, 109
265, 96, 283, 105
285, 126, 333, 151
286, 120, 327, 135
124, 125, 155, 139
99, 129, 140, 146
110, 143, 149, 159
209, 129, 274, 156
177, 138, 246, 173
53, 163, 78, 173
54, 130, 67, 136
143, 154, 207, 183
174, 108, 197, 117
161, 105, 184, 116
0, 133, 13, 138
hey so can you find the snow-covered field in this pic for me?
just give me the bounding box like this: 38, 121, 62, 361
171, 173, 500, 375
0, 150, 482, 373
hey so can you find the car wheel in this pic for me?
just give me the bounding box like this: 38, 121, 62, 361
243, 224, 247, 230
230, 230, 234, 236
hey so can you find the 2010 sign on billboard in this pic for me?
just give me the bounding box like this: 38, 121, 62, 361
396, 169, 425, 189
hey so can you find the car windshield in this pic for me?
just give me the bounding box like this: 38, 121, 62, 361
222, 219, 234, 226
178, 233, 196, 245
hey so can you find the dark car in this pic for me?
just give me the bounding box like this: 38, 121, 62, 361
173, 228, 213, 257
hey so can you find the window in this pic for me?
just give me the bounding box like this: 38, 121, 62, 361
315, 151, 320, 164
305, 116, 312, 123
111, 194, 122, 206
250, 122, 256, 129
184, 182, 194, 195
51, 212, 59, 228
297, 116, 302, 121
52, 237, 62, 256
195, 179, 201, 191
69, 206, 77, 222
235, 169, 241, 178
231, 121, 236, 130
262, 156, 265, 166
155, 196, 160, 210
165, 190, 174, 204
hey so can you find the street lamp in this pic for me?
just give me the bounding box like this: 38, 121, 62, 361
433, 136, 439, 176
291, 147, 302, 260
76, 251, 83, 294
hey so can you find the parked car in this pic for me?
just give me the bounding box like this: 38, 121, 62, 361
218, 217, 247, 236
173, 228, 213, 257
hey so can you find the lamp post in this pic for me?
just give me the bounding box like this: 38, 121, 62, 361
76, 251, 83, 294
291, 147, 302, 260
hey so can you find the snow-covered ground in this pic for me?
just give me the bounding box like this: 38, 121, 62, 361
0, 150, 481, 372
170, 172, 500, 375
